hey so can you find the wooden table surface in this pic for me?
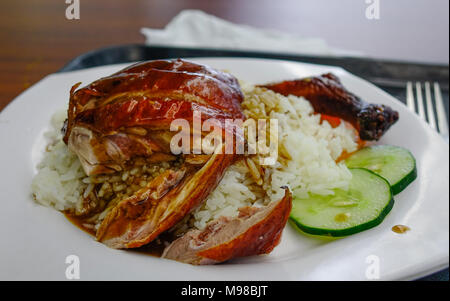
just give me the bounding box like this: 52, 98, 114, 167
0, 0, 310, 111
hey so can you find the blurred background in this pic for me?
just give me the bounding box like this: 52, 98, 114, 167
0, 0, 448, 110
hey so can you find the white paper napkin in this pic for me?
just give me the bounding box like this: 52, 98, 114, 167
141, 10, 362, 57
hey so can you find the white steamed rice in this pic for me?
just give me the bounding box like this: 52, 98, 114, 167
191, 82, 357, 228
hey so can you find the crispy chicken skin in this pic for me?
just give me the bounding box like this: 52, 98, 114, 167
162, 188, 292, 265
261, 73, 399, 141
63, 58, 244, 176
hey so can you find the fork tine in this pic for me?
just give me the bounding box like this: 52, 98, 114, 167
406, 82, 415, 112
434, 82, 449, 136
424, 82, 437, 129
415, 82, 426, 121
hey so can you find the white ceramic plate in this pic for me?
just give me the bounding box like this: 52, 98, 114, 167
0, 58, 448, 280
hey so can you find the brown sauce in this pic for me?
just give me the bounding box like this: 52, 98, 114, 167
392, 224, 410, 234
64, 212, 96, 236
64, 212, 174, 257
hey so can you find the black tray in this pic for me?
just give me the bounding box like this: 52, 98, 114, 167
60, 44, 449, 121
60, 44, 449, 281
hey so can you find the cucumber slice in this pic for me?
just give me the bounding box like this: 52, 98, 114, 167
290, 168, 394, 237
345, 145, 417, 195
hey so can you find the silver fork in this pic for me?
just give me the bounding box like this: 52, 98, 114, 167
406, 81, 449, 138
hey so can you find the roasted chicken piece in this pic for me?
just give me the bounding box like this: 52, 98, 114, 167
162, 188, 292, 264
64, 59, 245, 249
97, 148, 237, 248
261, 73, 399, 140
63, 58, 244, 176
